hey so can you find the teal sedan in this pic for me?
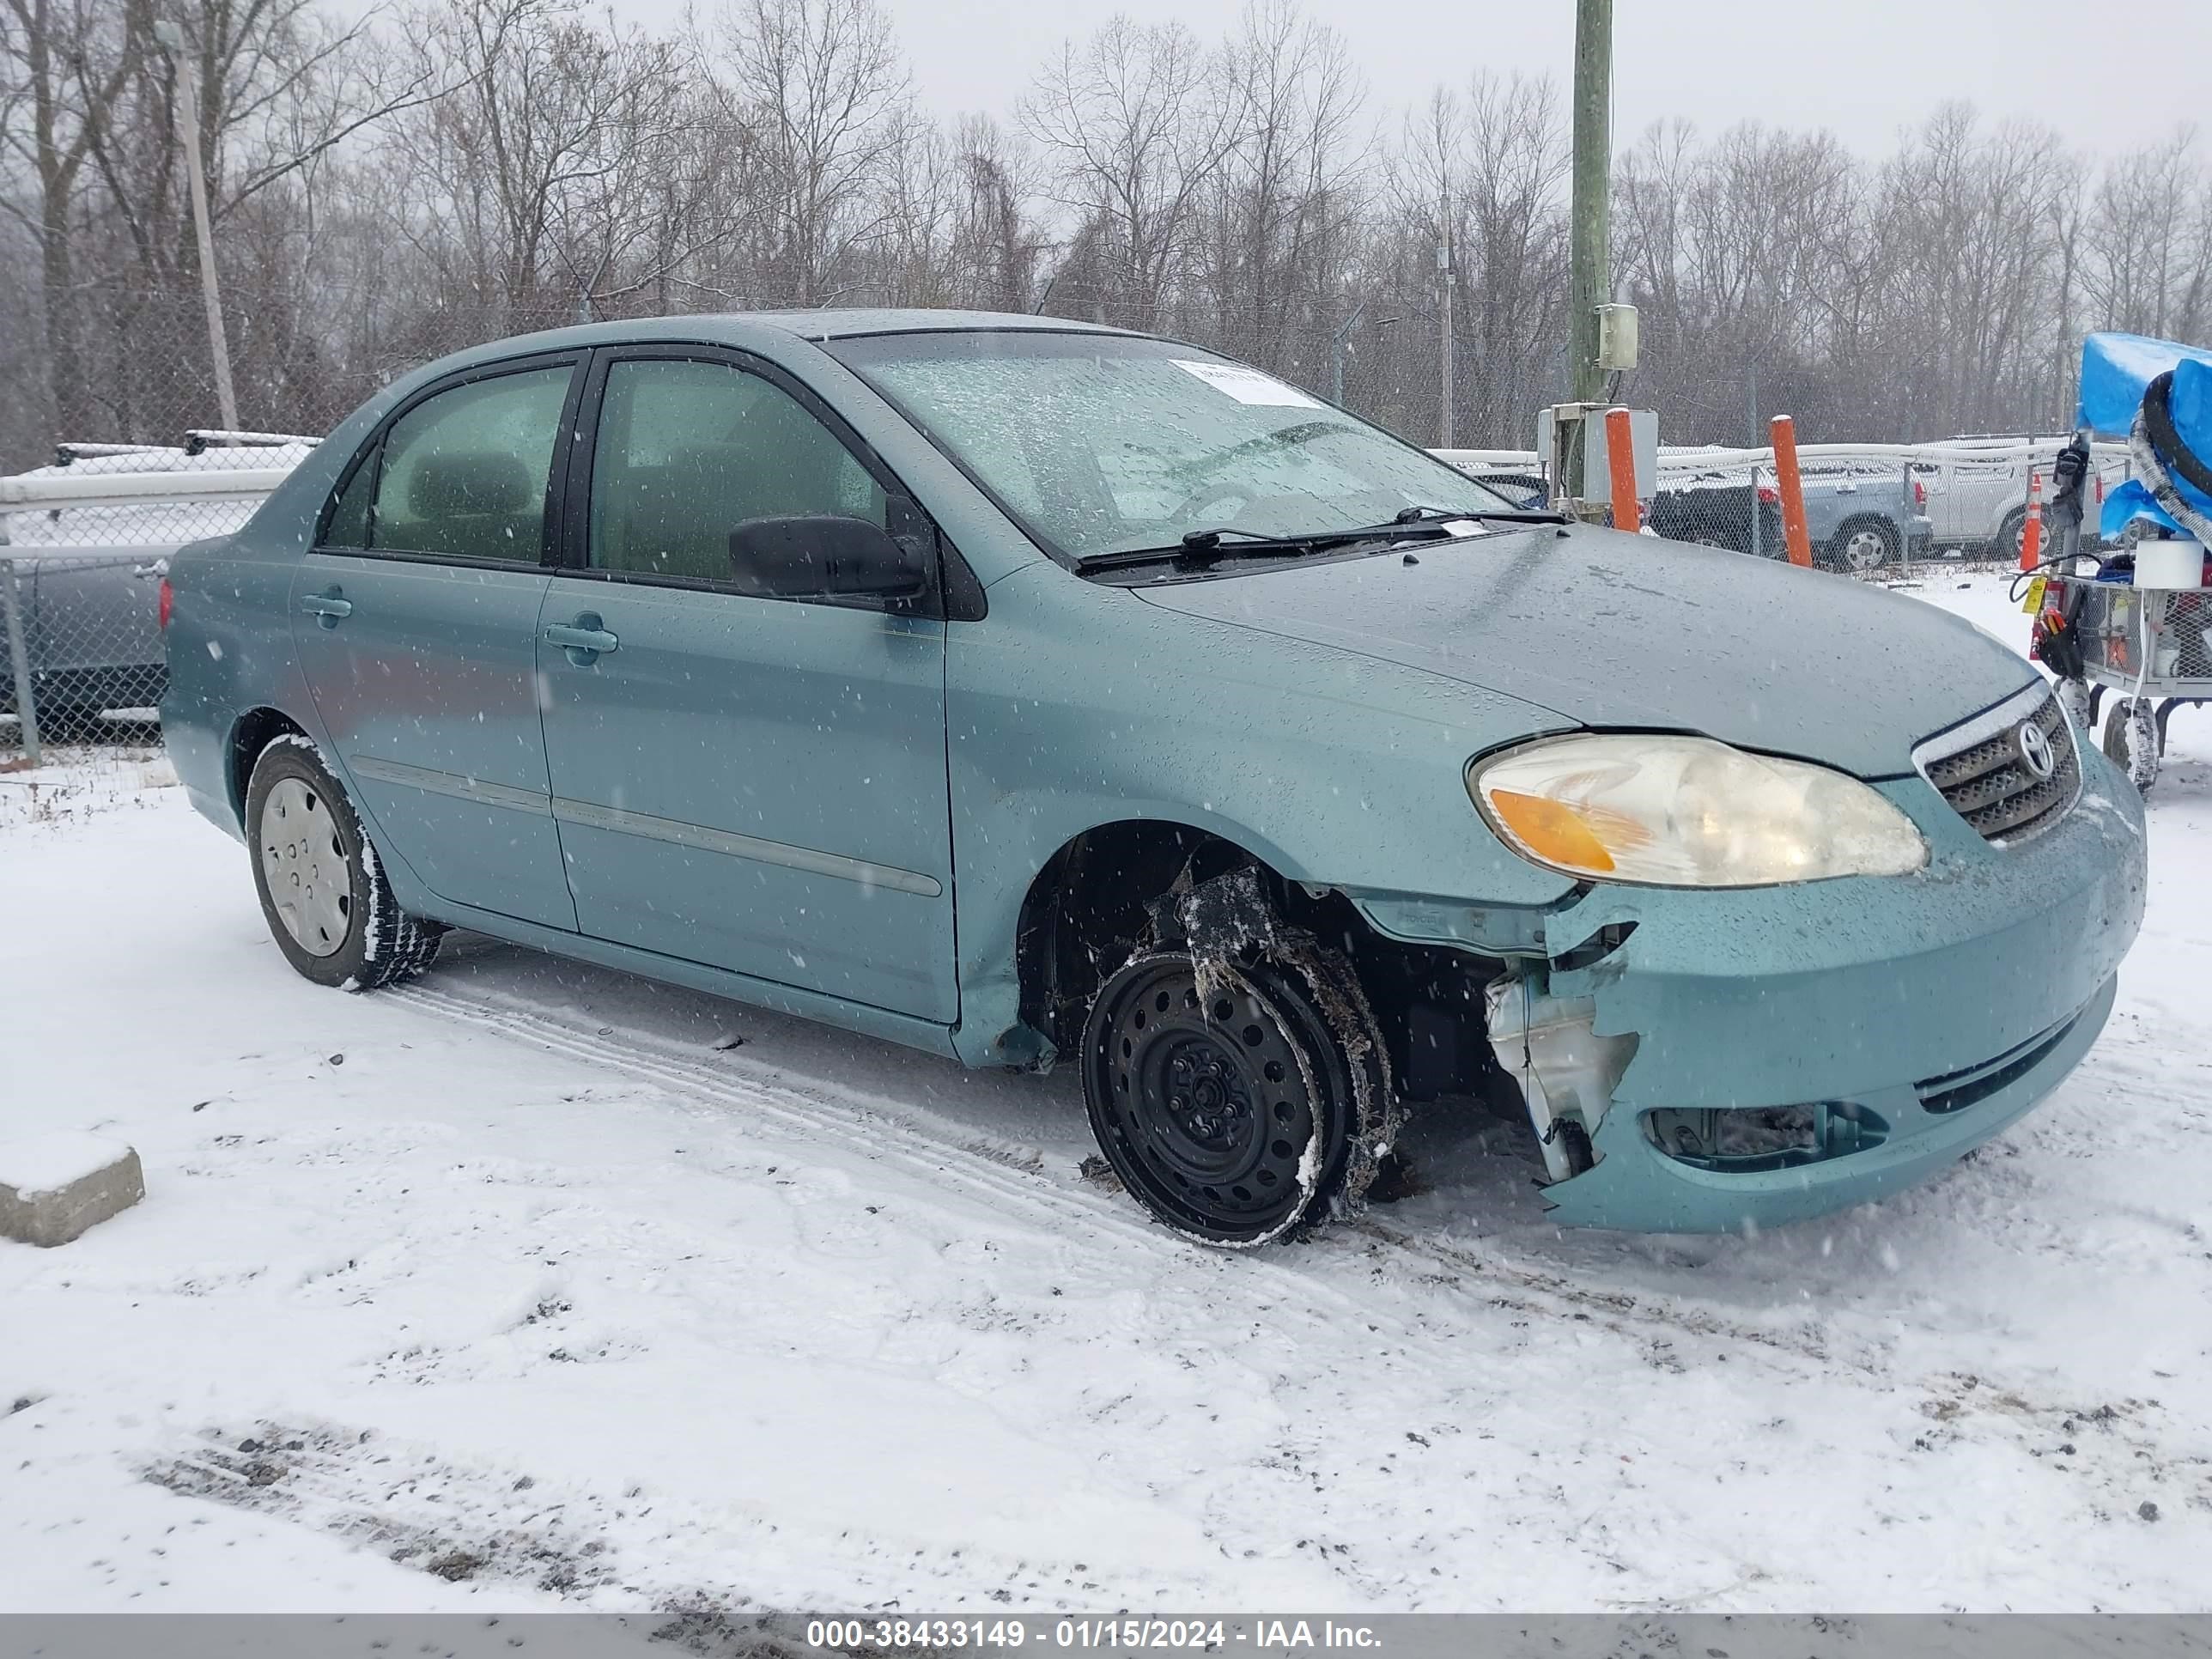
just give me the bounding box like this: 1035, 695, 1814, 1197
159, 313, 2147, 1244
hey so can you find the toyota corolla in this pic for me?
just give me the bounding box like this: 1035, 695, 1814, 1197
159, 312, 2147, 1245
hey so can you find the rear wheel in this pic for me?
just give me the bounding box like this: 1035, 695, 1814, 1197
1997, 507, 2028, 562
1081, 940, 1386, 1247
246, 736, 443, 988
1824, 516, 1899, 573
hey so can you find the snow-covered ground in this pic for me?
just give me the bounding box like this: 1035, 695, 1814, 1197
3, 572, 2208, 1614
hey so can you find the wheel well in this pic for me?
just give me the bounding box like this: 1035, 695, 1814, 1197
1832, 513, 1898, 543
1013, 820, 1510, 1103
1015, 822, 1240, 1057
228, 707, 307, 822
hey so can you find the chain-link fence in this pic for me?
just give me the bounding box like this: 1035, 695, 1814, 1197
1, 441, 299, 767
1646, 471, 1784, 557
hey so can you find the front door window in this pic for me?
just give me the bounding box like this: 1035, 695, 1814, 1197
588, 358, 888, 585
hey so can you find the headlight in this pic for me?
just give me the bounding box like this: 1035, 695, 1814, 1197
1468, 734, 1928, 887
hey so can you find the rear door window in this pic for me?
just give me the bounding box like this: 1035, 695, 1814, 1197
339, 366, 574, 562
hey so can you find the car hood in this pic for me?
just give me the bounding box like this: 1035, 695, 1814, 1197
1131, 523, 2033, 778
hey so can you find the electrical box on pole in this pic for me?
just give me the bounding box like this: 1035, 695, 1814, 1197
1595, 303, 1638, 373
1540, 404, 1656, 517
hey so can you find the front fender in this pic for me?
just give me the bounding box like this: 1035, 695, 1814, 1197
944, 562, 1574, 1063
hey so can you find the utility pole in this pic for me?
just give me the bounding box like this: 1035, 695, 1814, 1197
1330, 298, 1366, 406
1567, 0, 1612, 410
1437, 238, 1455, 448
154, 20, 239, 433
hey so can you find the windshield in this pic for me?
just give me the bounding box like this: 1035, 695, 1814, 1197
826, 331, 1519, 565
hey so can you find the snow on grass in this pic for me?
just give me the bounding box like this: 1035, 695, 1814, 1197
0, 725, 174, 832
3, 575, 2209, 1613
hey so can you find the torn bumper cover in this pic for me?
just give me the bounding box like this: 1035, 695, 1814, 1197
1372, 758, 2147, 1234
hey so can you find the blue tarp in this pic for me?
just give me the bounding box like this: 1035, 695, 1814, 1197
2100, 477, 2179, 539
2080, 332, 2212, 540
2077, 330, 2212, 437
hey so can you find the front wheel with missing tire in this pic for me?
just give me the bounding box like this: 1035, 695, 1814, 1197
246, 735, 444, 989
1080, 944, 1386, 1247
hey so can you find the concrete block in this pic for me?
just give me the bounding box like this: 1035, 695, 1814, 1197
0, 1133, 145, 1247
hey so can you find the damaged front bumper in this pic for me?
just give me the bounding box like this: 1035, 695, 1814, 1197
1361, 752, 2148, 1234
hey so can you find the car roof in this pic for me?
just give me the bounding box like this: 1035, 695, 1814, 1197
747, 308, 1139, 342
448, 308, 1141, 362
399, 309, 1153, 394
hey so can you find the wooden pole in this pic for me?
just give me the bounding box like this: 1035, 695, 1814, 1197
169, 49, 238, 432
1568, 0, 1613, 410
1771, 416, 1814, 568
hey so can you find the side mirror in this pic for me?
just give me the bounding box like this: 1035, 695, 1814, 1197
728, 514, 927, 601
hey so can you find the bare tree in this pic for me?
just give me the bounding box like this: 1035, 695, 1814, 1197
708, 0, 909, 305
8, 0, 2212, 465
1190, 0, 1363, 374
1021, 16, 1236, 331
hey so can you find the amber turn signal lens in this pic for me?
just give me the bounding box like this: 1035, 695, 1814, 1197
1486, 789, 1616, 874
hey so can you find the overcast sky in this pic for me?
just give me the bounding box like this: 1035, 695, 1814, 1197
774, 0, 2204, 161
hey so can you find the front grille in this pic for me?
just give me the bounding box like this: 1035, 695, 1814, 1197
1913, 684, 2080, 845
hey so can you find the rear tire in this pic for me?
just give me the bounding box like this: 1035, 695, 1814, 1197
2101, 697, 2159, 795
1823, 516, 1899, 573
1997, 507, 2028, 563
1081, 938, 1388, 1247
246, 735, 443, 989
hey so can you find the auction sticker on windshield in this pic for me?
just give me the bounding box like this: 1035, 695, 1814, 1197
1171, 359, 1324, 407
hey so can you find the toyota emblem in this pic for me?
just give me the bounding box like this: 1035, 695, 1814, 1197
2016, 719, 2056, 780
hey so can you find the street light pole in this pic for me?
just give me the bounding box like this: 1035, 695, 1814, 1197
154, 19, 239, 432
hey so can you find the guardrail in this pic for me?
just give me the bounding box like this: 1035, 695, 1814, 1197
0, 467, 293, 514
1437, 436, 2133, 488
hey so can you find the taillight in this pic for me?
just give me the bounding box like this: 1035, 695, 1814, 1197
1914, 479, 1927, 507
1756, 485, 1778, 505
158, 576, 173, 630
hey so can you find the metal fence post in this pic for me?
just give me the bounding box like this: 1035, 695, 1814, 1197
1, 552, 42, 766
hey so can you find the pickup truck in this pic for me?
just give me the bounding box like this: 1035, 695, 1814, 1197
1648, 466, 1933, 570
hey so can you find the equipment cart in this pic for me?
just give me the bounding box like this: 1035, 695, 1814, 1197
2035, 565, 2212, 792
2025, 331, 2212, 793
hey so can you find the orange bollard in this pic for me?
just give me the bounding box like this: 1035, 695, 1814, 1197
1770, 415, 1814, 568
1605, 407, 1640, 533
2019, 470, 2044, 570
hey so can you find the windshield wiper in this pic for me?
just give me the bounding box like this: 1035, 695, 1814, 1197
1080, 515, 1471, 574
1076, 501, 1569, 575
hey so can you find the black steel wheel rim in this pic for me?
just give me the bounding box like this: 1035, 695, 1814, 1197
1091, 959, 1316, 1239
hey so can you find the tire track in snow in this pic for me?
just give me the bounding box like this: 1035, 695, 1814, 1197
146, 1419, 1203, 1613
386, 980, 1880, 1387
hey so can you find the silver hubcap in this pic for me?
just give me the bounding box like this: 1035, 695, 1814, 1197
1844, 530, 1886, 568
261, 776, 353, 957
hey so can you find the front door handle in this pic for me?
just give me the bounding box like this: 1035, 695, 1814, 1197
545, 617, 619, 664
301, 589, 353, 627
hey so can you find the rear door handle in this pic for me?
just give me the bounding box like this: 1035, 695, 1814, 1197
545, 618, 619, 663
301, 590, 353, 626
